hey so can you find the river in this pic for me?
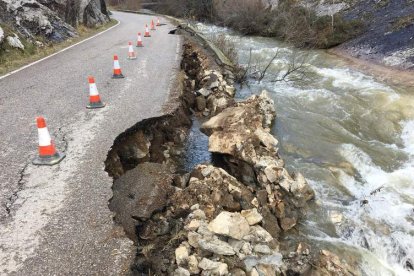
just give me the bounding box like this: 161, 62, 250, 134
194, 23, 414, 275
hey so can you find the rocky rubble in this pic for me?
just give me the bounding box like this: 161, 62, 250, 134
129, 164, 357, 275
181, 43, 236, 118
130, 165, 284, 275
201, 91, 315, 232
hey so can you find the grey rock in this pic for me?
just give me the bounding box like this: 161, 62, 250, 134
188, 231, 202, 248
188, 255, 200, 274
243, 226, 273, 243
197, 88, 211, 97
253, 244, 272, 254
198, 237, 235, 255
174, 267, 190, 276
196, 96, 207, 111
198, 258, 228, 275
6, 34, 24, 49
0, 26, 4, 43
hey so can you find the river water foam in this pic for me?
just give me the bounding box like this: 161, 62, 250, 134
195, 22, 414, 275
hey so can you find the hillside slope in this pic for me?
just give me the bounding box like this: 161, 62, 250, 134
308, 0, 414, 70
0, 0, 109, 52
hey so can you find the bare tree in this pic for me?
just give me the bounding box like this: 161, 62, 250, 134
247, 49, 313, 84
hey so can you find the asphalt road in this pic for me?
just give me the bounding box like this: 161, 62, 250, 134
0, 11, 182, 275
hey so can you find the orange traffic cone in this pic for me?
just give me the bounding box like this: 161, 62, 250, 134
156, 18, 161, 26
136, 32, 143, 47
144, 24, 151, 37
32, 117, 65, 165
150, 20, 156, 31
87, 76, 105, 109
127, 42, 137, 60
112, 55, 125, 79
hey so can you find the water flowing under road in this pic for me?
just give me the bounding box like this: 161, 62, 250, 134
195, 23, 414, 276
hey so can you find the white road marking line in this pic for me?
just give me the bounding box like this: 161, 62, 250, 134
0, 20, 121, 80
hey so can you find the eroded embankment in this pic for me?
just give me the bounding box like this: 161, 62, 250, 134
105, 39, 358, 275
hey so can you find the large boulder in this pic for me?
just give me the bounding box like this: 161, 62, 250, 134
6, 34, 24, 49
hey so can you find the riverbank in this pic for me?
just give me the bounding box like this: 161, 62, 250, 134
330, 48, 414, 89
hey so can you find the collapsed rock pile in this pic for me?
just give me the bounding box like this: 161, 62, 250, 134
202, 91, 315, 232
171, 165, 284, 275
181, 43, 235, 118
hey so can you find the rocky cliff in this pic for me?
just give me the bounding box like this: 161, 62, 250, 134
0, 0, 109, 50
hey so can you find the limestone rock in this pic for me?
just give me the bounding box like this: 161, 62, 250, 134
243, 226, 273, 243
329, 211, 343, 224
290, 172, 315, 207
174, 267, 190, 276
230, 268, 247, 276
188, 255, 200, 274
225, 85, 236, 97
0, 26, 4, 43
0, 0, 76, 42
188, 231, 202, 248
192, 209, 207, 220
198, 237, 235, 255
175, 245, 189, 265
315, 250, 361, 276
187, 219, 201, 231
6, 34, 24, 49
241, 208, 263, 225
253, 244, 272, 254
197, 87, 211, 97
198, 258, 228, 275
208, 211, 250, 240
281, 217, 297, 231
196, 96, 207, 111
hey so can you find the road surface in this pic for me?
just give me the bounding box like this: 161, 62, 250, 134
0, 11, 182, 275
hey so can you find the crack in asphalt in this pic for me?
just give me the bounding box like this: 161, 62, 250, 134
57, 127, 69, 153
4, 162, 29, 215
4, 129, 67, 216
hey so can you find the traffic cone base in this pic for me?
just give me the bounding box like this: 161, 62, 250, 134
33, 152, 66, 166
112, 73, 125, 79
128, 55, 137, 60
87, 101, 106, 109
144, 33, 151, 37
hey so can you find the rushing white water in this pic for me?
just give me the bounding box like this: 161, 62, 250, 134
195, 22, 414, 275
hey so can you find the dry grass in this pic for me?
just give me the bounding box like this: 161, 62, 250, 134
0, 19, 118, 76
391, 13, 414, 31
